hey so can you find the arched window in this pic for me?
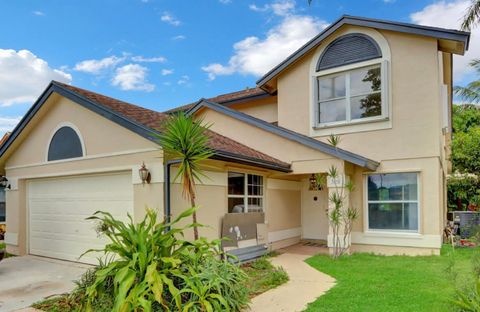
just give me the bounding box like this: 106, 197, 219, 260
47, 126, 83, 161
316, 33, 382, 71
314, 33, 387, 127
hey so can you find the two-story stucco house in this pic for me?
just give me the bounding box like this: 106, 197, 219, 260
0, 16, 470, 264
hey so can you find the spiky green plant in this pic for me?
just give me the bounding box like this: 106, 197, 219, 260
326, 164, 358, 259
158, 112, 214, 240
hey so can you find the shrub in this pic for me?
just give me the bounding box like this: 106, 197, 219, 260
82, 207, 249, 312
448, 173, 480, 211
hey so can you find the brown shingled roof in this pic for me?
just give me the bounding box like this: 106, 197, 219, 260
164, 87, 268, 114
0, 132, 10, 147
54, 82, 289, 170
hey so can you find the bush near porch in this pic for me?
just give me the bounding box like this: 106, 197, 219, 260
305, 245, 476, 312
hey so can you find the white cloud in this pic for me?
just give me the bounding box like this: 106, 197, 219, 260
219, 0, 232, 3
161, 69, 174, 76
172, 35, 186, 41
177, 75, 190, 85
383, 0, 396, 3
0, 49, 72, 106
410, 0, 478, 82
161, 12, 181, 26
33, 11, 45, 16
74, 56, 125, 74
112, 64, 155, 91
131, 55, 167, 63
0, 116, 22, 133
249, 0, 295, 16
202, 14, 327, 79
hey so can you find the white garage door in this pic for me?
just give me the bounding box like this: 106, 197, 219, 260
28, 172, 133, 264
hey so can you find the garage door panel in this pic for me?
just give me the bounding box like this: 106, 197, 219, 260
28, 172, 133, 264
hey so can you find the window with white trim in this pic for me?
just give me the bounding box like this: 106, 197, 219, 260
317, 64, 383, 125
228, 172, 263, 213
367, 173, 419, 232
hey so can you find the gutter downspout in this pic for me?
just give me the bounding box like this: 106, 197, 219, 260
164, 159, 181, 226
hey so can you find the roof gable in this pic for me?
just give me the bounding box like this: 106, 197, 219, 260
257, 15, 470, 91
0, 82, 290, 172
186, 99, 379, 170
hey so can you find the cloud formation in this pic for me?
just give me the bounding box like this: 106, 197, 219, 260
0, 116, 22, 134
131, 55, 167, 63
74, 56, 125, 74
112, 64, 155, 91
161, 12, 181, 26
202, 5, 327, 80
0, 49, 71, 106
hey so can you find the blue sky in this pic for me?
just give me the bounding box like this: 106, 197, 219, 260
0, 0, 478, 136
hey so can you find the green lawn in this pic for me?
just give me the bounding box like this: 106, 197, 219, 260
305, 245, 477, 312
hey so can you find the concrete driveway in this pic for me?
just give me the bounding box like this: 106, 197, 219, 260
0, 256, 90, 312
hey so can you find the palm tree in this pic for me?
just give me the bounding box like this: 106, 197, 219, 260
159, 112, 214, 240
462, 0, 480, 30
454, 59, 480, 103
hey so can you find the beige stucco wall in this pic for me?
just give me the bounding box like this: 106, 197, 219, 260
301, 179, 329, 240
2, 94, 165, 256
229, 96, 278, 123
276, 26, 443, 162
195, 25, 451, 254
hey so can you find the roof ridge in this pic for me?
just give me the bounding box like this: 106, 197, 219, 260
52, 81, 167, 117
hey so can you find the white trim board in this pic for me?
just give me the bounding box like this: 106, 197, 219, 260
268, 227, 302, 243
351, 232, 442, 248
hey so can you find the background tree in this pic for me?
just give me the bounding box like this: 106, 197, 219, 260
451, 105, 480, 173
462, 0, 480, 31
454, 60, 480, 104
159, 113, 214, 240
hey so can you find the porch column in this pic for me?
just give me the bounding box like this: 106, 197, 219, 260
326, 173, 352, 255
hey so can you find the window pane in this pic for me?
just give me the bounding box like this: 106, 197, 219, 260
247, 198, 263, 212
228, 197, 245, 213
248, 174, 263, 196
350, 66, 381, 96
368, 173, 418, 201
319, 99, 346, 123
350, 93, 382, 119
228, 172, 244, 195
319, 75, 345, 101
368, 203, 418, 231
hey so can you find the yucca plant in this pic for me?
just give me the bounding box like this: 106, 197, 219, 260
158, 112, 214, 240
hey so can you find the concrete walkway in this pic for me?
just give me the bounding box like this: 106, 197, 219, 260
249, 248, 336, 312
0, 256, 90, 312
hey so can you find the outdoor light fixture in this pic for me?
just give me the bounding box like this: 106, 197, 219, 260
138, 162, 151, 184
0, 176, 10, 190
309, 174, 323, 191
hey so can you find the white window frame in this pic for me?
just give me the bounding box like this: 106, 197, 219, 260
227, 172, 264, 213
364, 172, 421, 234
315, 61, 388, 128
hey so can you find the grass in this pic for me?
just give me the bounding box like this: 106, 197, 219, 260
0, 242, 5, 249
33, 255, 289, 311
242, 256, 289, 297
305, 245, 477, 312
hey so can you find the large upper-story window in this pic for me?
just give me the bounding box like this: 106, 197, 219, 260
47, 126, 84, 161
314, 33, 387, 127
